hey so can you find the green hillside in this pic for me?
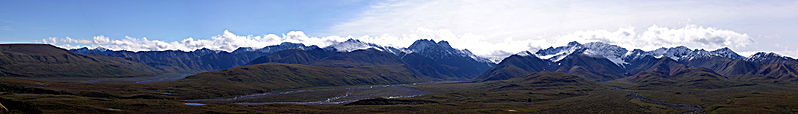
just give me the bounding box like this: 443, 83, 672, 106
161, 63, 430, 99
0, 44, 163, 78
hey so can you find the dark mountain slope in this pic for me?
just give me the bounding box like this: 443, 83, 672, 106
684, 56, 760, 76
622, 49, 669, 76
401, 39, 495, 80
245, 48, 336, 65
747, 52, 798, 65
246, 39, 495, 80
473, 52, 553, 81
72, 48, 246, 73
163, 63, 430, 99
556, 53, 626, 81
627, 58, 733, 88
70, 42, 314, 73
749, 63, 798, 82
0, 44, 161, 78
310, 49, 406, 68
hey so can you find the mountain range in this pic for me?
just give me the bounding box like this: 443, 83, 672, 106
68, 39, 495, 81
3, 39, 798, 113
477, 41, 798, 83
4, 39, 795, 84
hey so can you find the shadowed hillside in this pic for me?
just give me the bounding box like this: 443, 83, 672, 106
0, 44, 163, 78
162, 63, 431, 99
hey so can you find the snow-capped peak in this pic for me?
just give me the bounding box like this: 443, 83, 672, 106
516, 51, 534, 56
534, 41, 629, 66
328, 39, 384, 52
231, 42, 313, 54
531, 41, 752, 67
581, 42, 629, 66
94, 47, 109, 51
625, 46, 745, 61
710, 47, 744, 60
638, 46, 693, 61
745, 52, 796, 63
534, 41, 584, 62
405, 39, 493, 63
748, 52, 781, 59
407, 39, 451, 51
193, 48, 222, 53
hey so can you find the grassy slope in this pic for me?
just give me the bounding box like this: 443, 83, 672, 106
606, 76, 798, 113
159, 63, 430, 99
0, 44, 164, 78
404, 72, 680, 113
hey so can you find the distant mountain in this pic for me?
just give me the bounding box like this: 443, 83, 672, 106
0, 44, 163, 78
473, 51, 554, 81
627, 58, 735, 88
535, 41, 628, 65
711, 47, 746, 60
325, 39, 407, 55
71, 42, 315, 73
245, 47, 336, 65
481, 42, 630, 81
247, 39, 495, 80
746, 52, 798, 65
480, 41, 798, 82
310, 49, 406, 68
555, 53, 627, 81
401, 39, 495, 79
73, 39, 494, 80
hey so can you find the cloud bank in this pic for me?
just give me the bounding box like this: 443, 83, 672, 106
42, 0, 797, 59
325, 0, 797, 58
43, 24, 752, 61
556, 25, 752, 51
43, 30, 349, 52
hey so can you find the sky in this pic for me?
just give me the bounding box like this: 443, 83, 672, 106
2, 0, 798, 60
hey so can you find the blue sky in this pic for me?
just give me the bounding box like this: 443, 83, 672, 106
3, 0, 798, 59
0, 0, 373, 42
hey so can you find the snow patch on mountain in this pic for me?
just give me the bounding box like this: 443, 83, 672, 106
747, 52, 781, 61
516, 51, 534, 56
646, 46, 692, 60
582, 42, 629, 66
710, 47, 745, 60
328, 39, 384, 52
535, 41, 583, 62
527, 41, 754, 67
623, 46, 746, 62
745, 52, 797, 64
406, 39, 494, 63
533, 41, 629, 66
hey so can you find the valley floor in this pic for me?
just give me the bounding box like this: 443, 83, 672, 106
1, 76, 797, 113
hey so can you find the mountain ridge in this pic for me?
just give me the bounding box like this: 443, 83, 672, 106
479, 41, 798, 82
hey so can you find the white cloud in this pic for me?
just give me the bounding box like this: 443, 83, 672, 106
39, 0, 798, 59
42, 25, 754, 61
327, 0, 796, 58
93, 36, 110, 44
556, 25, 752, 51
43, 30, 349, 52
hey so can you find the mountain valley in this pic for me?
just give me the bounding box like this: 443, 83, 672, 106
1, 40, 798, 113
